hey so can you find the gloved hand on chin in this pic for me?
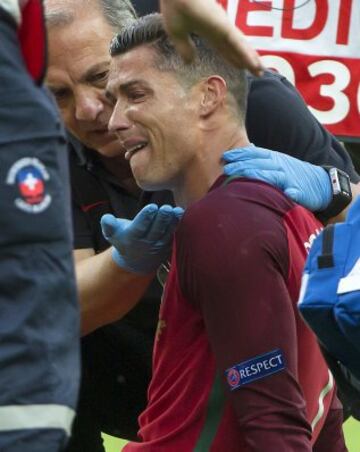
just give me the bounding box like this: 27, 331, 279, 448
101, 204, 184, 275
223, 144, 332, 212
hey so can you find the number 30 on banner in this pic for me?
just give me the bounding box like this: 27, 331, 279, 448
260, 53, 359, 135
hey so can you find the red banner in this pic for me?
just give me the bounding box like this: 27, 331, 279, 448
219, 0, 360, 139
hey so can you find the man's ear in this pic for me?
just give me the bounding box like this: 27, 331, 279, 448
199, 76, 227, 118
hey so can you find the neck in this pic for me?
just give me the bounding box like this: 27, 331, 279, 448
173, 124, 249, 208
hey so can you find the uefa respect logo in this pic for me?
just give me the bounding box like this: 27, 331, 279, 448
226, 368, 241, 389
225, 349, 285, 391
6, 158, 52, 214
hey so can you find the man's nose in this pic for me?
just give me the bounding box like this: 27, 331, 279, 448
74, 91, 104, 122
108, 102, 132, 135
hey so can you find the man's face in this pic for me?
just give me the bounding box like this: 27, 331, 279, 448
107, 46, 201, 191
47, 10, 123, 157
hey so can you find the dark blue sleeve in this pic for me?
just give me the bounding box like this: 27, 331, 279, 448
0, 13, 79, 451
246, 71, 359, 183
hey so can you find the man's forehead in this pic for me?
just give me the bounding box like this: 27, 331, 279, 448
45, 0, 94, 15
47, 5, 114, 78
108, 46, 158, 87
45, 0, 115, 44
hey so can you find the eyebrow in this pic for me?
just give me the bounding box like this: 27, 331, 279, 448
80, 61, 110, 83
105, 79, 148, 99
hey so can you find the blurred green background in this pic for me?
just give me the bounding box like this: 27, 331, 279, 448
102, 417, 359, 451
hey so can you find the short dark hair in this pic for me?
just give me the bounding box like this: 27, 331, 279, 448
110, 13, 248, 119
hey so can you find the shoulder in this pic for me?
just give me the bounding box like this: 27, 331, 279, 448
176, 177, 292, 250
175, 178, 293, 298
245, 71, 314, 157
246, 70, 308, 130
247, 70, 299, 103
183, 177, 292, 221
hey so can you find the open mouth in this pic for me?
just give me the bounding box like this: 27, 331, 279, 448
125, 142, 148, 160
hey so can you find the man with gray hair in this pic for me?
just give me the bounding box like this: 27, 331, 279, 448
44, 0, 358, 450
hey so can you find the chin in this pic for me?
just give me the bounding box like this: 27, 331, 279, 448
134, 176, 169, 192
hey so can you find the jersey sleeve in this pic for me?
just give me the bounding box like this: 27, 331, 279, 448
246, 71, 359, 183
176, 183, 312, 450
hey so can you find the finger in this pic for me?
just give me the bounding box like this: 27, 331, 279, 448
169, 34, 196, 64
223, 160, 279, 176
221, 28, 264, 75
284, 188, 302, 205
223, 146, 270, 162
101, 214, 132, 243
100, 214, 118, 239
167, 209, 184, 235
146, 205, 175, 241
225, 168, 284, 187
185, 1, 264, 76
173, 206, 185, 219
160, 206, 184, 240
129, 204, 159, 238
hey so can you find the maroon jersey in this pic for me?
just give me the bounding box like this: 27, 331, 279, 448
124, 177, 345, 451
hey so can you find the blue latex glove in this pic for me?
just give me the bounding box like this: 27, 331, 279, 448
101, 204, 184, 274
223, 145, 332, 212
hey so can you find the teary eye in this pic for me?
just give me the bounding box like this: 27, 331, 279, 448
50, 87, 70, 102
90, 71, 109, 86
128, 90, 146, 101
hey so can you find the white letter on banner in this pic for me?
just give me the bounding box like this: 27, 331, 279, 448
308, 60, 350, 125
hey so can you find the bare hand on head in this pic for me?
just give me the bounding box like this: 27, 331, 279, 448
159, 0, 264, 76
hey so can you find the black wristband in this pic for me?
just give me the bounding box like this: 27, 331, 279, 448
317, 167, 352, 223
